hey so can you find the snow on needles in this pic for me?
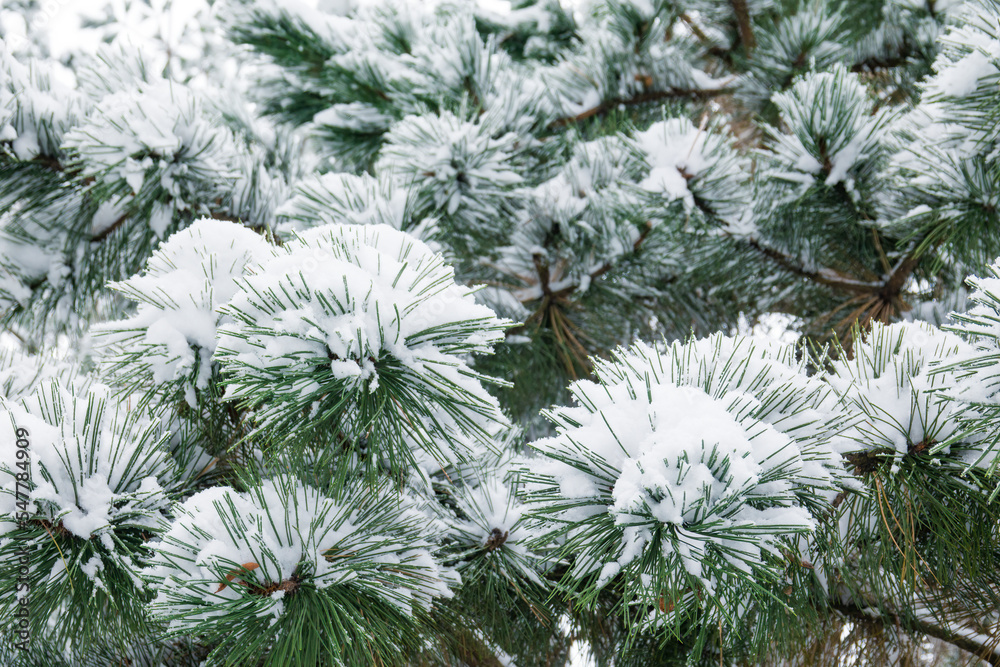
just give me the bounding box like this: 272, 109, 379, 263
769, 65, 897, 189
827, 321, 982, 469
277, 172, 409, 233
523, 334, 843, 622
448, 460, 542, 585
62, 81, 242, 238
377, 110, 523, 246
0, 382, 175, 584
637, 118, 715, 209
145, 476, 458, 633
948, 257, 1000, 398
926, 0, 1000, 99
937, 258, 1000, 471
216, 223, 510, 458
0, 43, 84, 160
635, 117, 751, 225
96, 219, 271, 405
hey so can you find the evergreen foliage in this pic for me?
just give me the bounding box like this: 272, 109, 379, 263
1, 0, 1000, 665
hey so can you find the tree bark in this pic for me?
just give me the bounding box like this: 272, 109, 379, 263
730, 0, 756, 55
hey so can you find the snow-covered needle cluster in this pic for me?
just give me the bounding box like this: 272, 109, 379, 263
522, 335, 842, 644
215, 222, 510, 463
97, 218, 272, 405
145, 475, 458, 666
2, 0, 1000, 665
0, 382, 176, 649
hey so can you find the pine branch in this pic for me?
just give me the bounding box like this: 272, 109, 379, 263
548, 221, 655, 301
532, 253, 551, 297
742, 237, 881, 294
679, 13, 711, 46
90, 207, 243, 243
518, 221, 655, 305
742, 235, 931, 320
876, 253, 922, 308
832, 601, 1000, 666
90, 212, 130, 243
1, 324, 38, 354
28, 155, 65, 172
449, 632, 506, 667
549, 87, 733, 128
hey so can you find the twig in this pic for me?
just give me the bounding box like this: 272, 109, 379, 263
832, 600, 1000, 666
90, 213, 130, 243
550, 87, 733, 128
742, 237, 880, 294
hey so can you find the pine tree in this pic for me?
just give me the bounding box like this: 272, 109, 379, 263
2, 0, 1000, 665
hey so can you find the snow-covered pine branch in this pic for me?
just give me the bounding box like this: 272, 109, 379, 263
0, 381, 176, 652
145, 475, 459, 667
522, 334, 844, 654
3, 0, 1000, 664
214, 223, 510, 471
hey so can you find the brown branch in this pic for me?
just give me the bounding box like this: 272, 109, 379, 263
880, 254, 921, 306
28, 155, 65, 172
550, 87, 733, 128
90, 208, 246, 244
209, 210, 243, 223
742, 234, 934, 340
90, 212, 130, 243
33, 518, 69, 538
532, 253, 552, 297
511, 221, 654, 317
679, 12, 711, 45
742, 237, 880, 294
1, 324, 38, 354
505, 222, 654, 368
832, 601, 1000, 666
729, 0, 756, 54
448, 630, 506, 667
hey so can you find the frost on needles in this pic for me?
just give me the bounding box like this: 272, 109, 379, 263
3, 0, 1000, 665
144, 475, 460, 667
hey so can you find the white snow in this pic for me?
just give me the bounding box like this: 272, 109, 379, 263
145, 476, 459, 630
769, 65, 895, 188
636, 118, 711, 207
215, 223, 510, 452
313, 102, 395, 132
525, 334, 841, 605
827, 321, 980, 463
277, 172, 408, 231
377, 110, 522, 230
928, 17, 1000, 98
97, 218, 271, 399
0, 381, 175, 573
62, 79, 246, 234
